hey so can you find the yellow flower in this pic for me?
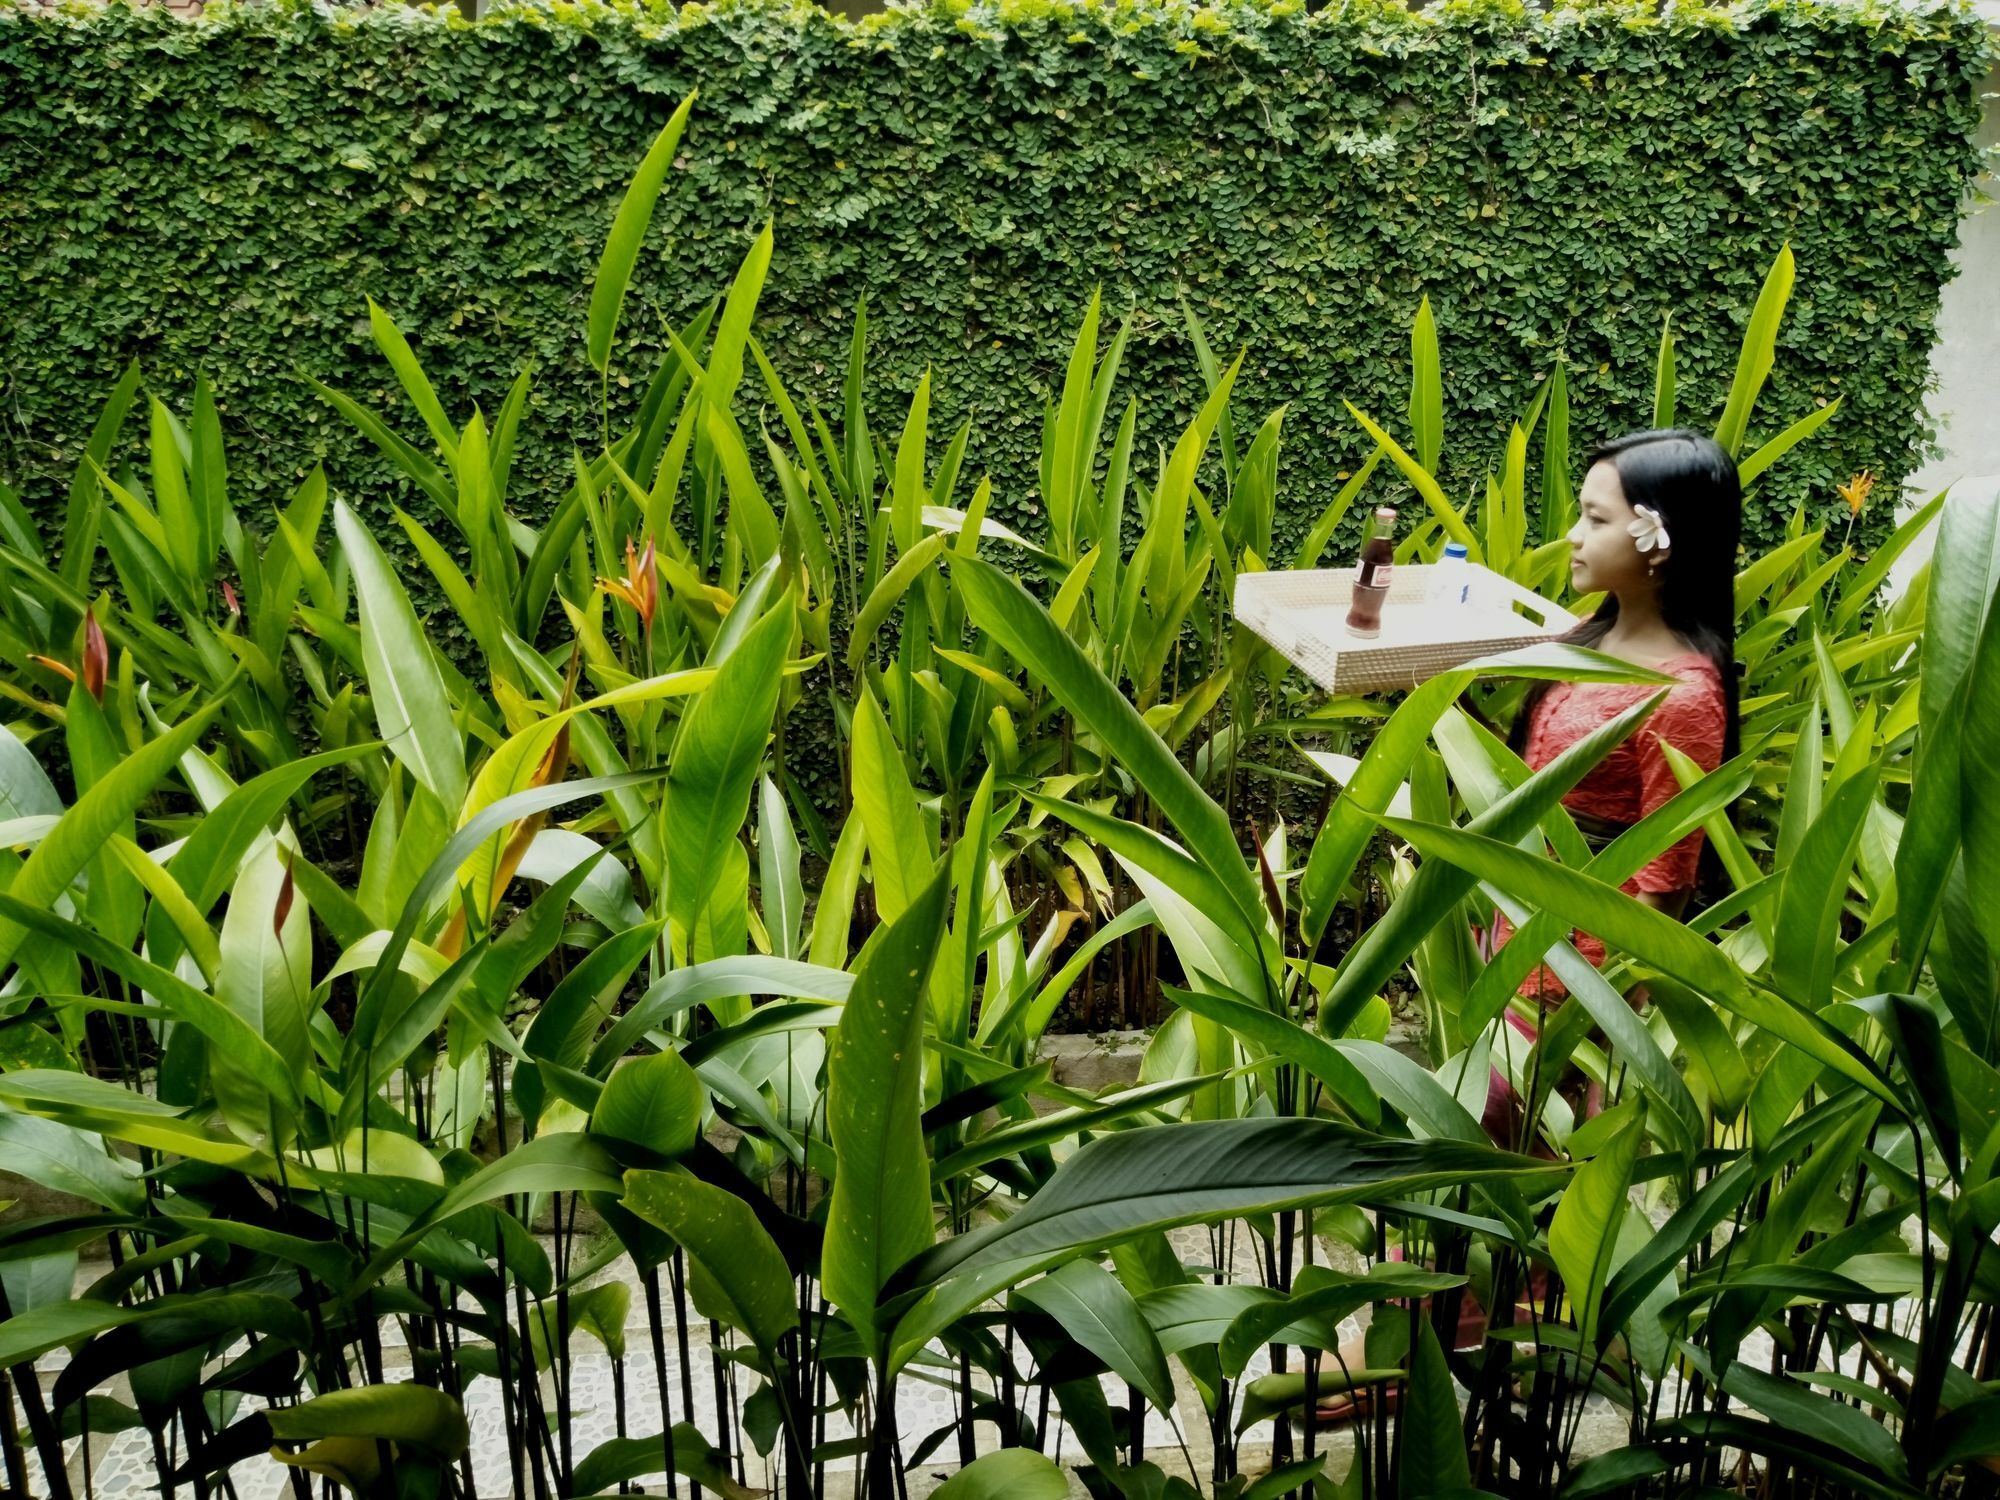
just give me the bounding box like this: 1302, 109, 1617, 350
1837, 470, 1875, 518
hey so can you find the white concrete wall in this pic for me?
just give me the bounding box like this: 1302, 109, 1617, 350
1908, 16, 2000, 500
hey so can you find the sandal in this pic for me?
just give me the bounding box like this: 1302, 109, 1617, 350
1310, 1379, 1400, 1427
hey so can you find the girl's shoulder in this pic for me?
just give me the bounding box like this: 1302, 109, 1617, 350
1646, 651, 1729, 742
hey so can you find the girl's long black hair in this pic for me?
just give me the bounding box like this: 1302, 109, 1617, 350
1514, 428, 1743, 764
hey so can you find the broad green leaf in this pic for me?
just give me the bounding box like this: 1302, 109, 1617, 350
211, 831, 314, 1145
1601, 1153, 1760, 1340
1549, 1101, 1644, 1349
0, 682, 233, 981
588, 955, 853, 1073
889, 1119, 1562, 1367
1648, 976, 1752, 1121
1032, 796, 1263, 1000
0, 728, 60, 821
850, 687, 933, 925
1246, 1458, 1331, 1500
1956, 562, 2000, 969
1714, 243, 1796, 458
847, 531, 948, 669
334, 502, 465, 810
1400, 1318, 1472, 1499
1322, 691, 1664, 1036
1409, 294, 1443, 473
622, 1168, 797, 1356
59, 360, 143, 590
931, 1449, 1068, 1500
1162, 984, 1380, 1128
593, 1051, 706, 1160
1652, 313, 1677, 429
823, 864, 950, 1360
587, 94, 697, 374
1772, 765, 1880, 1010
1738, 398, 1841, 487
1298, 645, 1669, 953
0, 1069, 281, 1173
368, 299, 460, 459
1721, 1362, 1908, 1482
520, 919, 665, 1093
665, 596, 792, 950
1217, 1264, 1464, 1379
0, 1112, 142, 1213
706, 221, 775, 417
1013, 1258, 1175, 1413
572, 1427, 759, 1499
929, 1074, 1222, 1183
1563, 1447, 1670, 1500
149, 396, 204, 587
351, 1133, 623, 1296
955, 553, 1265, 944
107, 834, 222, 983
1346, 403, 1478, 556
0, 1291, 308, 1368
1141, 1282, 1280, 1352
758, 774, 803, 961
268, 1383, 469, 1459
1376, 819, 1897, 1109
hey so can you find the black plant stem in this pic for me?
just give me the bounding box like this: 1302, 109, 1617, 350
956, 1342, 976, 1468
0, 1366, 28, 1500
865, 1368, 902, 1500
643, 1265, 680, 1500
556, 1197, 579, 1493
0, 1280, 70, 1500
491, 1272, 528, 1500
671, 1250, 701, 1500
721, 1320, 748, 1487
513, 1272, 556, 1500
813, 1299, 832, 1500
707, 1318, 739, 1482
999, 1323, 1018, 1449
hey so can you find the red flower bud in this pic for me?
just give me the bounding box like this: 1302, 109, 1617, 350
82, 610, 107, 704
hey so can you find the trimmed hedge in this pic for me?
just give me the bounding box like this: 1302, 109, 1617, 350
0, 0, 1989, 561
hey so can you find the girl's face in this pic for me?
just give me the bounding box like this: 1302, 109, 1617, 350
1567, 460, 1663, 596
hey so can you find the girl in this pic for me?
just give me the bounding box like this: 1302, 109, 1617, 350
1481, 428, 1740, 1138
1316, 428, 1742, 1422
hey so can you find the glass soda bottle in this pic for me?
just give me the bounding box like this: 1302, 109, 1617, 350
1345, 505, 1399, 638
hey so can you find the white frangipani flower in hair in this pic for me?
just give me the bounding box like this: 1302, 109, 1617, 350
1628, 504, 1671, 555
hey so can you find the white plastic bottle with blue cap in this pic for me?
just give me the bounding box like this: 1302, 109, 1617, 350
1430, 540, 1472, 606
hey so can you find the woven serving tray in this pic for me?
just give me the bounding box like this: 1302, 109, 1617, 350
1235, 563, 1581, 695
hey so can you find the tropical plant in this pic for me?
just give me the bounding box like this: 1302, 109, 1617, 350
1, 90, 1992, 1500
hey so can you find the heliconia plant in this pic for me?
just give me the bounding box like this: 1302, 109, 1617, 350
0, 89, 1992, 1500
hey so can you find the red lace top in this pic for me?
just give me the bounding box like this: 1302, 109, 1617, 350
1492, 652, 1728, 1000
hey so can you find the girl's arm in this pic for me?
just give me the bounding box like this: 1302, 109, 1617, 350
1637, 887, 1691, 920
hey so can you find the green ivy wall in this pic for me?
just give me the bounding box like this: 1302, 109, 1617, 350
0, 0, 1989, 558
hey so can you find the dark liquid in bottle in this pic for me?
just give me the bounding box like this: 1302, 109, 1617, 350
1345, 539, 1394, 638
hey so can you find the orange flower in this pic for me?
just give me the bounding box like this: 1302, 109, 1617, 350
35, 608, 108, 703
596, 536, 659, 633
1837, 470, 1875, 518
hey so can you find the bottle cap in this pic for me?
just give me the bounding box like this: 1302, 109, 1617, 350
1443, 541, 1469, 560
1374, 506, 1399, 522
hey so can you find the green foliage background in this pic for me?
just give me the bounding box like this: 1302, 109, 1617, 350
0, 0, 1988, 558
